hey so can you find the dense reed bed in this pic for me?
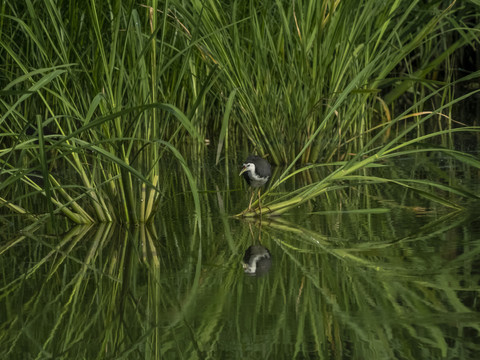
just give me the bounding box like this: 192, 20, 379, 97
0, 0, 479, 222
2, 2, 479, 357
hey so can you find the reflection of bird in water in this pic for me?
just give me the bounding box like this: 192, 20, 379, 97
243, 245, 272, 276
239, 155, 271, 212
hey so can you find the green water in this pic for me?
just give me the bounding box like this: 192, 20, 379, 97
1, 155, 479, 359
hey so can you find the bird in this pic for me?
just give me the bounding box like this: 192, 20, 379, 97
242, 245, 272, 276
239, 155, 271, 213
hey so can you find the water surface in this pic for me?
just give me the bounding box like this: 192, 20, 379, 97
1, 154, 479, 359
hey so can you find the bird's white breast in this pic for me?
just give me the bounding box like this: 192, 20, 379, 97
245, 164, 269, 188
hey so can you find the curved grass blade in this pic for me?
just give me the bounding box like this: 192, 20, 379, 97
216, 89, 236, 165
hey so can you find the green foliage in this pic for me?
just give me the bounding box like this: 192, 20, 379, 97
190, 0, 480, 164
1, 2, 479, 356
0, 0, 207, 224
0, 0, 479, 222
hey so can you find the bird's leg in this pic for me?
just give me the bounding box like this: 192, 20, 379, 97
239, 190, 254, 216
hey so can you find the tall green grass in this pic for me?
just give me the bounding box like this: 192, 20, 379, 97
0, 0, 479, 222
0, 0, 207, 224
250, 76, 480, 216
195, 0, 479, 163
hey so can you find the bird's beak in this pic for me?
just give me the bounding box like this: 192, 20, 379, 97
239, 166, 247, 176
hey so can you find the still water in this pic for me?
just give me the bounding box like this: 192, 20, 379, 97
1, 155, 479, 359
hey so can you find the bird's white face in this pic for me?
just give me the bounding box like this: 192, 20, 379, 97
239, 162, 255, 176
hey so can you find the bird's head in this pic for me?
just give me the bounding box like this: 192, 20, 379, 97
239, 162, 255, 177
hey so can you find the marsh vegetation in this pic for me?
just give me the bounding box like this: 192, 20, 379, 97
1, 0, 480, 358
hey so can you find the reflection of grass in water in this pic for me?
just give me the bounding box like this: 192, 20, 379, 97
1, 189, 479, 359
256, 212, 480, 358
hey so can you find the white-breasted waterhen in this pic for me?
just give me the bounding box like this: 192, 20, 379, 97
239, 155, 271, 212
242, 245, 272, 276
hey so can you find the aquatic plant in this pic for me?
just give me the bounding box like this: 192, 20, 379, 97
0, 0, 479, 222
